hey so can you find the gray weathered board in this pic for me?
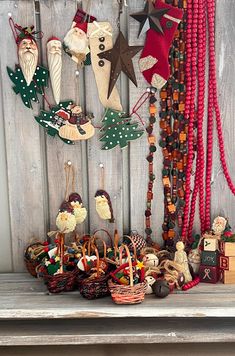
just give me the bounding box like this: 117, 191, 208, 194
0, 0, 234, 272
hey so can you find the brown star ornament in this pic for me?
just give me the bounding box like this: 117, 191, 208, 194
98, 31, 143, 99
130, 0, 169, 37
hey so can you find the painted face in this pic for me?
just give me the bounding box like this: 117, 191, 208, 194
47, 40, 62, 55
18, 38, 38, 85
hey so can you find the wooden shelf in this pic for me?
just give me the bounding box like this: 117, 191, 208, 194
1, 273, 235, 346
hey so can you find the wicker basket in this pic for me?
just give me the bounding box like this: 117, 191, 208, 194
24, 242, 47, 277
108, 244, 147, 304
79, 242, 110, 299
42, 267, 78, 293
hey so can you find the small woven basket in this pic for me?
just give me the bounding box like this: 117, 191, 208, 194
79, 242, 110, 299
108, 244, 147, 304
42, 267, 78, 294
24, 242, 47, 277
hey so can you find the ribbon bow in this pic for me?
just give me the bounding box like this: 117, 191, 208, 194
203, 269, 212, 280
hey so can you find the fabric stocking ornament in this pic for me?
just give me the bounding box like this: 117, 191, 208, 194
139, 0, 183, 89
87, 22, 122, 111
63, 8, 96, 66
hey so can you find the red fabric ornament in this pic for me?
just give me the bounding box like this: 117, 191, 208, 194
139, 0, 183, 89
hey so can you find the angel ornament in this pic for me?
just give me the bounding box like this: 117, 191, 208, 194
174, 241, 192, 283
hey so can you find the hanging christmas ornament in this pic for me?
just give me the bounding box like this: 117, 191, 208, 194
138, 0, 183, 89
35, 102, 94, 144
87, 21, 122, 111
130, 0, 169, 37
98, 31, 142, 98
95, 164, 115, 223
57, 161, 88, 230
7, 16, 48, 108
69, 193, 87, 225
59, 104, 95, 141
100, 108, 144, 150
47, 37, 62, 105
63, 7, 96, 66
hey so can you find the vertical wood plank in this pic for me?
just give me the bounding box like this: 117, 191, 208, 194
40, 0, 89, 236
128, 1, 164, 244
83, 0, 124, 239
0, 0, 47, 271
211, 0, 235, 228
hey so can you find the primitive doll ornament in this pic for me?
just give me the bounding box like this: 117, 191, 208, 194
63, 8, 96, 66
95, 164, 114, 223
87, 21, 123, 111
174, 241, 192, 284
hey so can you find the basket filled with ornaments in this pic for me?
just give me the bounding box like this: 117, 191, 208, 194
24, 240, 56, 277
108, 239, 147, 305
38, 202, 79, 293
78, 237, 111, 300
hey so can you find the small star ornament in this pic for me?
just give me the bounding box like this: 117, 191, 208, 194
130, 0, 169, 37
98, 31, 143, 98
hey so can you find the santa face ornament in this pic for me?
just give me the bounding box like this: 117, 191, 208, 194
18, 37, 39, 86
63, 25, 89, 66
95, 190, 114, 223
47, 37, 62, 104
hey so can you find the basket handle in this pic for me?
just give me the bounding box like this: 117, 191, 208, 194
93, 229, 113, 247
119, 244, 134, 287
81, 240, 92, 272
122, 235, 137, 261
91, 236, 107, 258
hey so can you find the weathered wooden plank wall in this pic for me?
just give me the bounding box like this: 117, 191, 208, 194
0, 0, 234, 272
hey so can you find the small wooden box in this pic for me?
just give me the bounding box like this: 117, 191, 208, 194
219, 242, 235, 256
204, 238, 218, 251
221, 270, 235, 284
220, 255, 235, 271
201, 251, 219, 266
199, 265, 219, 283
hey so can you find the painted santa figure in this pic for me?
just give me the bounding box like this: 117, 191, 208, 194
47, 37, 62, 104
16, 26, 39, 85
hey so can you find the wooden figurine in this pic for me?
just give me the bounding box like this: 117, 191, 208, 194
174, 241, 192, 283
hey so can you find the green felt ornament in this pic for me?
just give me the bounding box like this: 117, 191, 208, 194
100, 108, 144, 150
35, 101, 74, 145
7, 65, 49, 109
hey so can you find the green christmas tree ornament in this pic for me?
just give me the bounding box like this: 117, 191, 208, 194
7, 65, 49, 109
100, 108, 144, 150
35, 101, 74, 145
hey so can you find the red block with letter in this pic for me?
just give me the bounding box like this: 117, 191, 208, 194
199, 265, 219, 283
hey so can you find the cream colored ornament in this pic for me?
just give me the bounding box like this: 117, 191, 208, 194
95, 195, 111, 220
144, 254, 159, 268
174, 241, 192, 283
70, 201, 87, 224
18, 38, 38, 86
145, 275, 156, 294
47, 37, 62, 104
56, 211, 76, 233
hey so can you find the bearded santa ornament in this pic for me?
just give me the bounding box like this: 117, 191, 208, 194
95, 190, 115, 223
47, 37, 62, 104
17, 27, 39, 86
63, 22, 89, 66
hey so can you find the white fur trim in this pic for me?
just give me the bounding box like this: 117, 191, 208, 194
164, 14, 181, 24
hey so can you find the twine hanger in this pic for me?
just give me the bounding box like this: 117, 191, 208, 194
99, 163, 105, 190
64, 161, 75, 201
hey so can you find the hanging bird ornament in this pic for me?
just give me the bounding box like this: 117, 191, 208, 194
130, 0, 169, 37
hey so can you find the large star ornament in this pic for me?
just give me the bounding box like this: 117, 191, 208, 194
130, 0, 169, 37
98, 31, 143, 99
